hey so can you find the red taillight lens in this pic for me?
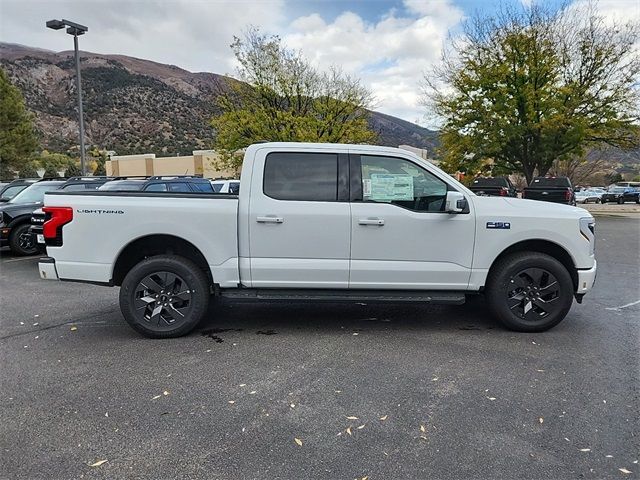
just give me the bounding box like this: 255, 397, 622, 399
43, 206, 73, 246
565, 189, 572, 201
499, 187, 508, 196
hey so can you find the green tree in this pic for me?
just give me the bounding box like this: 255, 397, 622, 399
64, 160, 82, 177
424, 3, 639, 184
93, 158, 106, 176
18, 161, 39, 178
43, 163, 61, 178
0, 68, 39, 176
211, 28, 375, 168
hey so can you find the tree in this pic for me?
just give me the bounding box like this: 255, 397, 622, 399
43, 163, 60, 178
211, 29, 375, 167
424, 3, 639, 184
18, 162, 39, 178
64, 160, 82, 177
93, 158, 106, 176
0, 68, 39, 176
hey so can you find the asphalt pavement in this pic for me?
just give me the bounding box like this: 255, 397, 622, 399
0, 217, 638, 479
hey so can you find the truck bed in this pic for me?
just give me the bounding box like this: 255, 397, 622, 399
43, 190, 240, 287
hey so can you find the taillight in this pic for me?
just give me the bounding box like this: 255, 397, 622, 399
565, 189, 572, 202
521, 190, 526, 198
499, 187, 508, 196
43, 207, 73, 246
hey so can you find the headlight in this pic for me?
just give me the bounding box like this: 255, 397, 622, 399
580, 217, 595, 255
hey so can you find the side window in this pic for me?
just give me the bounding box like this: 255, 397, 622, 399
145, 183, 167, 192
60, 184, 88, 192
191, 182, 214, 193
264, 152, 338, 201
168, 182, 191, 192
360, 155, 447, 212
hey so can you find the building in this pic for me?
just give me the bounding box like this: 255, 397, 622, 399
106, 150, 237, 179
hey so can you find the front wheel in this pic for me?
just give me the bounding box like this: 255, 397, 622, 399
9, 224, 39, 256
485, 252, 574, 332
119, 255, 210, 338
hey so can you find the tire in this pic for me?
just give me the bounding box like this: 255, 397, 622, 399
617, 197, 623, 204
119, 255, 210, 338
485, 252, 574, 332
8, 223, 39, 256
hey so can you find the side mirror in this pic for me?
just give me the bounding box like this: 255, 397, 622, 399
445, 191, 467, 214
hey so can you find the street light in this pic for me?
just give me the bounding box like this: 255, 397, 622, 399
46, 19, 88, 175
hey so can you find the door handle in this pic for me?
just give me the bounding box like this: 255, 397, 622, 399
358, 218, 385, 226
256, 216, 284, 224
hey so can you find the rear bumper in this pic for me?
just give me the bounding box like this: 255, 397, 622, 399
38, 257, 59, 281
576, 260, 597, 294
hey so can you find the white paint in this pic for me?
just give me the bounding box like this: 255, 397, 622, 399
605, 300, 640, 311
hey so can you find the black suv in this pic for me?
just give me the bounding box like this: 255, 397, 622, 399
469, 177, 517, 197
1, 179, 67, 255
0, 178, 40, 202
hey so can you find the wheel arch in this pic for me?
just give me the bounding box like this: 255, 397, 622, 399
112, 234, 212, 287
485, 239, 577, 291
7, 214, 32, 229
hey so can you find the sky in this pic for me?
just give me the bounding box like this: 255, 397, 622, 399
1, 0, 638, 126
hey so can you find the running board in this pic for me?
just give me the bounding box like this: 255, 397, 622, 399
219, 289, 466, 305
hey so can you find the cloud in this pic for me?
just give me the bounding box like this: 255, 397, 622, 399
0, 0, 286, 74
284, 0, 464, 124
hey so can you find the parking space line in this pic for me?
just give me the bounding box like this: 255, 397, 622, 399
605, 299, 640, 311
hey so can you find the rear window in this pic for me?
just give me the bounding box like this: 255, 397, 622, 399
263, 152, 338, 201
191, 182, 214, 193
531, 177, 571, 187
472, 178, 507, 187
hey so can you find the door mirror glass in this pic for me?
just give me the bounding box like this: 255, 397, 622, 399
445, 191, 467, 213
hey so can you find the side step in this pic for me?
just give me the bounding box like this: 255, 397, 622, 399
219, 288, 466, 305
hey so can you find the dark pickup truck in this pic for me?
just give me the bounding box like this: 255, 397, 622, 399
469, 177, 517, 197
523, 177, 575, 205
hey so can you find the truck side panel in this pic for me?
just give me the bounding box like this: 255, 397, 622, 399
44, 194, 240, 287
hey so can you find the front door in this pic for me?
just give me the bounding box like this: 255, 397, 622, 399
248, 150, 351, 288
349, 153, 475, 290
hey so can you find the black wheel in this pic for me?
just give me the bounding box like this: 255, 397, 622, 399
617, 197, 623, 204
485, 252, 574, 332
8, 224, 39, 256
119, 255, 210, 338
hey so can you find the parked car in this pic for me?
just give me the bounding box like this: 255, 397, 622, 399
601, 186, 640, 204
469, 177, 517, 197
39, 142, 596, 338
29, 177, 115, 249
98, 176, 214, 193
211, 179, 241, 194
522, 177, 575, 205
0, 178, 40, 202
575, 188, 604, 204
0, 179, 67, 255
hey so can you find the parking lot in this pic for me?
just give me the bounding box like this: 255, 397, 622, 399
0, 216, 638, 479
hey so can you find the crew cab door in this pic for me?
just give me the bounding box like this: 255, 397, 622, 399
247, 149, 351, 288
349, 153, 475, 289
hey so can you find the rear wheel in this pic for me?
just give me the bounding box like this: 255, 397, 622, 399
8, 224, 38, 256
486, 252, 574, 332
119, 255, 210, 338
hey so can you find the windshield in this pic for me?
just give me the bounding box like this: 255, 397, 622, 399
610, 187, 626, 193
1, 185, 28, 199
9, 183, 62, 204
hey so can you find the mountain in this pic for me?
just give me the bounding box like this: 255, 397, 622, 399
0, 42, 439, 157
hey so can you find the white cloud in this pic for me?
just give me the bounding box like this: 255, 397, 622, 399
284, 0, 464, 124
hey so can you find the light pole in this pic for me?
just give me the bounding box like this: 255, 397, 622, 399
46, 19, 88, 175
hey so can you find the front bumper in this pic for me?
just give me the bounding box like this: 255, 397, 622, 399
576, 260, 597, 294
38, 257, 59, 281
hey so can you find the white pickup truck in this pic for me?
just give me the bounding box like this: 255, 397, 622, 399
38, 142, 597, 338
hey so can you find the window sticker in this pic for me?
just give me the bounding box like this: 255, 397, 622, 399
363, 179, 371, 196
368, 174, 414, 201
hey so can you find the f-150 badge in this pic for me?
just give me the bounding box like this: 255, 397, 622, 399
487, 222, 511, 229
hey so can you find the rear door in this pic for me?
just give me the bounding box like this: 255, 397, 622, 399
248, 149, 351, 288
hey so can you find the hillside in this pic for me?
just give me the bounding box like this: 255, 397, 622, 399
0, 42, 439, 157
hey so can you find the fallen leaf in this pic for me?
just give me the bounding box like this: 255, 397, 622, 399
486, 396, 496, 401
579, 448, 591, 452
420, 425, 426, 433
379, 415, 388, 421
420, 435, 428, 441
352, 332, 359, 336
606, 455, 613, 458
362, 476, 369, 480
163, 391, 169, 396
431, 377, 439, 381
346, 416, 359, 420
538, 417, 544, 424
239, 384, 246, 387
346, 426, 352, 435
89, 460, 108, 467
294, 438, 303, 446
619, 468, 632, 474
357, 424, 365, 430
228, 400, 235, 404
249, 391, 257, 395
564, 437, 570, 442
151, 395, 161, 400
70, 326, 77, 331
104, 412, 108, 417
290, 403, 295, 408
335, 390, 342, 393
536, 369, 545, 372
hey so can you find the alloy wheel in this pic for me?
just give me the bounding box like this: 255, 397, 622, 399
506, 267, 562, 322
133, 271, 193, 329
